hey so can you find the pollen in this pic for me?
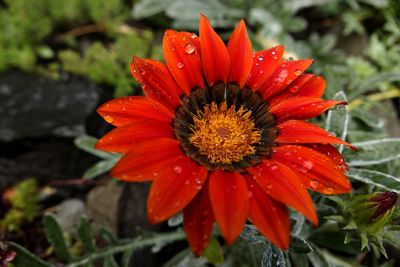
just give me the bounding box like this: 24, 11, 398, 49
189, 102, 261, 164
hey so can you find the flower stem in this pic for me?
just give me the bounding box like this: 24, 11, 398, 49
66, 231, 186, 267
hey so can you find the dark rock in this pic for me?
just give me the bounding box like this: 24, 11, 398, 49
0, 137, 99, 188
0, 71, 99, 141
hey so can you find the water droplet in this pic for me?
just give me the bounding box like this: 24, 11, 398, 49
259, 69, 264, 74
104, 115, 114, 123
267, 184, 273, 190
258, 55, 264, 61
153, 172, 159, 177
184, 180, 190, 185
270, 165, 278, 171
184, 43, 195, 54
174, 166, 183, 174
294, 69, 302, 76
177, 62, 184, 69
303, 160, 314, 170
288, 57, 294, 61
323, 187, 334, 194
310, 180, 319, 189
271, 51, 276, 55
289, 85, 300, 93
191, 33, 197, 39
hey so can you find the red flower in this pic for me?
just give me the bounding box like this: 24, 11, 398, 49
96, 15, 354, 255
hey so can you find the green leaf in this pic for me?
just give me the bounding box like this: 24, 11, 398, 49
9, 242, 53, 267
202, 237, 224, 264
289, 253, 308, 267
351, 71, 400, 98
345, 138, 400, 166
83, 157, 119, 179
307, 250, 329, 267
99, 226, 118, 245
121, 249, 134, 267
43, 214, 72, 262
289, 236, 313, 254
104, 256, 120, 267
325, 90, 349, 153
78, 216, 96, 253
74, 135, 119, 160
262, 243, 286, 267
132, 0, 171, 19
347, 168, 400, 193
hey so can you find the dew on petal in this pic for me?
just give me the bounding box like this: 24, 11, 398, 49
323, 187, 334, 194
258, 55, 264, 61
310, 180, 319, 189
294, 69, 302, 76
184, 43, 195, 54
259, 69, 264, 74
302, 160, 314, 170
174, 166, 183, 174
270, 165, 278, 171
104, 115, 114, 123
177, 62, 184, 69
289, 85, 300, 93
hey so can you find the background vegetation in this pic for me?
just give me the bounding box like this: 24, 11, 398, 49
1, 0, 400, 266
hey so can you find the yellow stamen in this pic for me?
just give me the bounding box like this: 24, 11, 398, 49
189, 102, 261, 164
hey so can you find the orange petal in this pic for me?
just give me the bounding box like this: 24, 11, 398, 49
245, 176, 290, 250
227, 19, 253, 88
248, 160, 317, 225
276, 120, 356, 149
259, 60, 313, 100
163, 30, 204, 94
199, 15, 230, 86
272, 145, 352, 194
97, 96, 174, 127
111, 138, 183, 181
131, 57, 183, 110
270, 97, 346, 122
147, 156, 208, 223
246, 46, 284, 90
183, 182, 215, 256
209, 171, 248, 244
95, 120, 173, 153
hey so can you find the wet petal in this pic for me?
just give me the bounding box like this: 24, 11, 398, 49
209, 171, 248, 244
183, 182, 215, 256
227, 19, 253, 88
97, 96, 174, 127
272, 145, 352, 194
147, 156, 208, 223
306, 144, 348, 171
131, 57, 183, 110
96, 120, 173, 153
245, 176, 290, 250
248, 160, 317, 225
111, 138, 183, 181
163, 30, 204, 94
246, 46, 284, 90
259, 60, 313, 100
267, 74, 320, 106
276, 120, 356, 149
199, 15, 230, 86
270, 97, 346, 122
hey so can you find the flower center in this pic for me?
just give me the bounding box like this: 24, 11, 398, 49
189, 102, 261, 164
173, 82, 277, 171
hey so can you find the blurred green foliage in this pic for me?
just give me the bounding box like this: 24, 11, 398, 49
0, 179, 40, 232
0, 0, 161, 96
2, 0, 400, 266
